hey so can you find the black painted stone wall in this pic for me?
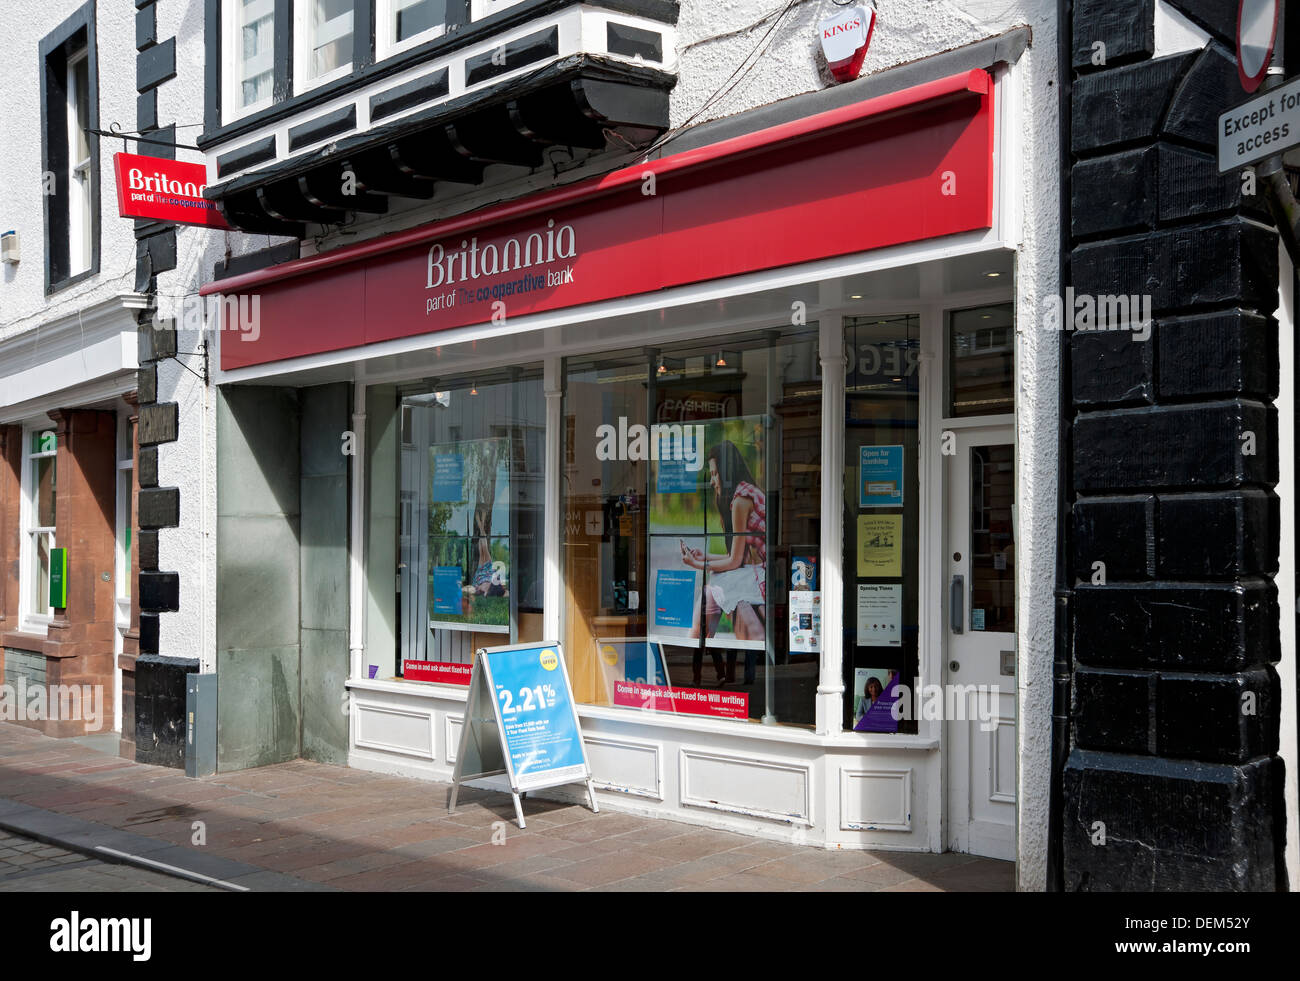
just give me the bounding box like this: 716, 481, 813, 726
134, 0, 193, 768
1059, 0, 1287, 890
134, 655, 198, 767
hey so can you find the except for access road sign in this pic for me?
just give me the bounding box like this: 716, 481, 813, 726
1237, 0, 1280, 93
1218, 74, 1300, 173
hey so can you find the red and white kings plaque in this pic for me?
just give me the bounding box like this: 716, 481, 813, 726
818, 5, 875, 84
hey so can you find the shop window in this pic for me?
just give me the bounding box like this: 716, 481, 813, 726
947, 303, 1015, 418
842, 315, 919, 732
296, 0, 355, 89
562, 326, 822, 728
21, 428, 58, 632
393, 371, 545, 678
39, 2, 98, 291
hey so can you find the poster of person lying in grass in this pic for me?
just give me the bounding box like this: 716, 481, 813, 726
428, 436, 511, 633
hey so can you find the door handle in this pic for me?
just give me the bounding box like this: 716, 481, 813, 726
950, 574, 964, 633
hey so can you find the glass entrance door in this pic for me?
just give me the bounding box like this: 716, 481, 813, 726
945, 426, 1017, 859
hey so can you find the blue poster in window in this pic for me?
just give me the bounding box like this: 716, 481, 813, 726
432, 453, 465, 503
654, 569, 697, 629
623, 640, 668, 685
859, 444, 904, 509
487, 645, 586, 782
432, 566, 463, 615
791, 555, 817, 590
656, 457, 700, 493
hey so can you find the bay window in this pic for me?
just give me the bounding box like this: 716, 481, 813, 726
378, 0, 449, 59
297, 0, 356, 90
214, 1, 480, 124
229, 0, 277, 116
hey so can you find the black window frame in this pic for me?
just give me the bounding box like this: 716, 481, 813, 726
39, 0, 100, 294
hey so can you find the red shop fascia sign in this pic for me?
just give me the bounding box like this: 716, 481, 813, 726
204, 69, 996, 372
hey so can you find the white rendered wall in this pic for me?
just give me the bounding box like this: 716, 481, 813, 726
152, 0, 221, 675
0, 1, 140, 341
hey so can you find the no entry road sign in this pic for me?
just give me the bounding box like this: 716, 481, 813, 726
1238, 0, 1280, 93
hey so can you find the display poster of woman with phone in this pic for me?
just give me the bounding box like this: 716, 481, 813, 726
648, 416, 768, 688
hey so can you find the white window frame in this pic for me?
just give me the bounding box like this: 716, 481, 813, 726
66, 47, 92, 278
115, 410, 133, 634
376, 0, 446, 62
114, 407, 134, 735
223, 0, 277, 124
19, 425, 58, 635
294, 0, 356, 95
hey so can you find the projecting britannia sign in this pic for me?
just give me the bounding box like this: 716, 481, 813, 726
113, 152, 230, 229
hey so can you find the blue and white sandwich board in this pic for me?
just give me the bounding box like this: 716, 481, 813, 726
448, 641, 598, 829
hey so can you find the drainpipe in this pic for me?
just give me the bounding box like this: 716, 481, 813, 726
349, 371, 367, 683
1259, 7, 1300, 267
1047, 0, 1074, 893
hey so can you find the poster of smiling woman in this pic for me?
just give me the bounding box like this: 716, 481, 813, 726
648, 415, 768, 652
428, 436, 512, 633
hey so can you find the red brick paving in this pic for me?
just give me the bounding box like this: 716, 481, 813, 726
0, 721, 1014, 892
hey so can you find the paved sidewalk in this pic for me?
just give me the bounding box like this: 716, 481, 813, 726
0, 830, 218, 892
0, 722, 1013, 892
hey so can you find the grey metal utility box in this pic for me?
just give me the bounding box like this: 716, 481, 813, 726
185, 673, 217, 778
